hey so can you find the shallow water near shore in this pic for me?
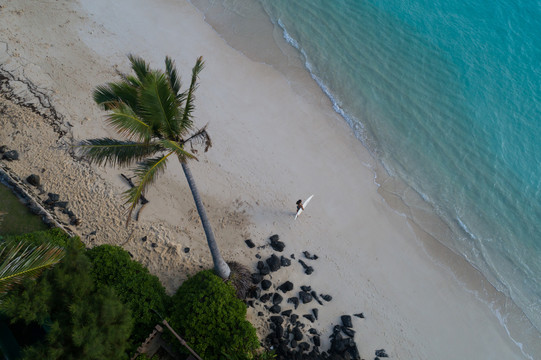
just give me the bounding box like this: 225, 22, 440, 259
189, 0, 541, 357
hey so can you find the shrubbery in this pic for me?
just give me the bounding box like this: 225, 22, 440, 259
3, 228, 81, 248
86, 245, 169, 347
168, 270, 259, 360
1, 241, 133, 360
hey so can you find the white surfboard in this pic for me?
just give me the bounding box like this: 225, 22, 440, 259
295, 194, 314, 219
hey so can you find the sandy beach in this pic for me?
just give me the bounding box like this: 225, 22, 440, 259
0, 0, 538, 358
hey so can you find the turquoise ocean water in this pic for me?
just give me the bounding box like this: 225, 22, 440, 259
192, 0, 541, 355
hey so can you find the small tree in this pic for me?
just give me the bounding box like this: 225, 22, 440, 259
168, 270, 259, 360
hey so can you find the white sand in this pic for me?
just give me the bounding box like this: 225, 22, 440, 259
0, 0, 537, 358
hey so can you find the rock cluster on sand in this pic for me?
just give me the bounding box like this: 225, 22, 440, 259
245, 234, 373, 360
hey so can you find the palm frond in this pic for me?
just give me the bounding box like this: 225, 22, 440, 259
128, 54, 151, 82
93, 82, 139, 111
179, 57, 205, 134
159, 139, 198, 162
139, 72, 180, 138
78, 138, 163, 167
181, 125, 212, 153
124, 153, 172, 222
0, 241, 65, 297
165, 56, 183, 100
107, 103, 153, 141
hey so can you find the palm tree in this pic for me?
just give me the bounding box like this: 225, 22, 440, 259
78, 55, 230, 279
0, 240, 65, 301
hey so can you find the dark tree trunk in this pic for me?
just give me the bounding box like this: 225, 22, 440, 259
180, 162, 230, 279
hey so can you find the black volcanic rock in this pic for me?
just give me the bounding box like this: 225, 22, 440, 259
26, 174, 40, 186
266, 254, 281, 272
281, 309, 292, 317
245, 239, 255, 248
311, 291, 323, 305
299, 291, 313, 304
251, 273, 263, 284
341, 315, 353, 328
287, 296, 299, 309
375, 349, 389, 358
261, 279, 272, 290
292, 326, 303, 341
269, 304, 281, 314
321, 294, 333, 302
277, 281, 294, 293
303, 314, 315, 323
272, 293, 284, 305
269, 234, 285, 252
280, 256, 291, 267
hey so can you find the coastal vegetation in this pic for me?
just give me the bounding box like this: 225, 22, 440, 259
78, 55, 231, 279
0, 229, 263, 359
168, 270, 259, 360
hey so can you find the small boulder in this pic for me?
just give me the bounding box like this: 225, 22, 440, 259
311, 291, 323, 305
272, 293, 283, 305
261, 279, 272, 290
287, 297, 300, 309
341, 315, 353, 328
312, 308, 319, 320
303, 314, 315, 323
312, 335, 321, 347
257, 261, 265, 270
184, 247, 190, 253
280, 256, 291, 267
269, 304, 281, 314
290, 314, 299, 325
375, 349, 389, 358
300, 285, 312, 292
251, 273, 263, 284
260, 293, 272, 303
266, 254, 281, 272
321, 294, 333, 302
245, 239, 255, 248
26, 174, 40, 187
277, 281, 294, 293
2, 150, 19, 161
269, 234, 285, 252
299, 291, 313, 304
281, 309, 292, 317
48, 193, 60, 202
354, 312, 365, 319
292, 326, 303, 341
270, 316, 284, 325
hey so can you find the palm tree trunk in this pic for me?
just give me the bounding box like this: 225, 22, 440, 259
180, 162, 230, 279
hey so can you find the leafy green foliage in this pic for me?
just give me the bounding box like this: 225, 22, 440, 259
168, 270, 259, 360
1, 242, 133, 360
3, 228, 81, 249
85, 245, 169, 347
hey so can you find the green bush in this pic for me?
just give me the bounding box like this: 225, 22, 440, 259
3, 228, 82, 249
168, 270, 259, 360
1, 241, 133, 359
85, 245, 169, 347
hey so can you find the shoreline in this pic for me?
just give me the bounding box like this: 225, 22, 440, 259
0, 0, 538, 359
189, 0, 541, 355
